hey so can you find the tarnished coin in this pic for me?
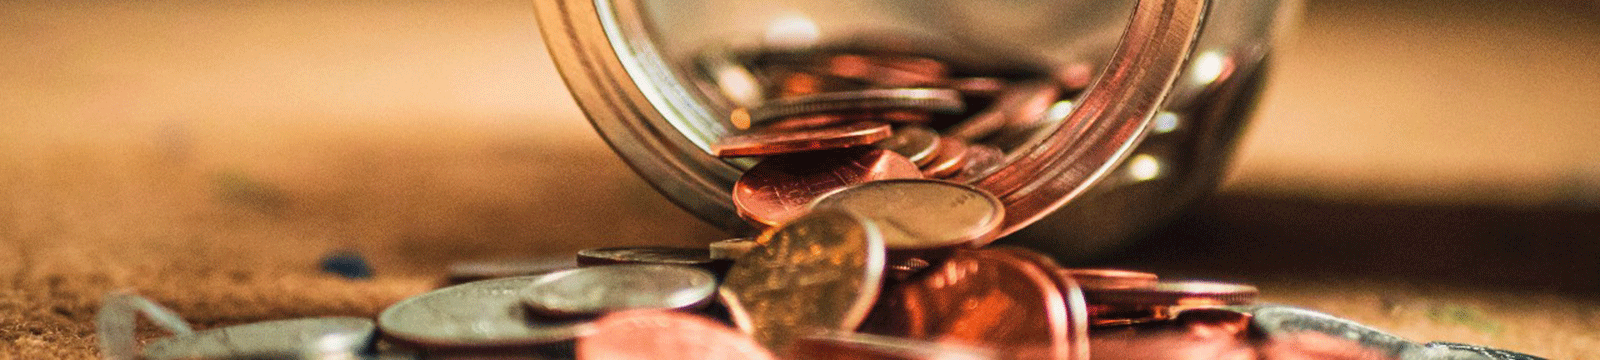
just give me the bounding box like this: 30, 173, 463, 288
1060, 269, 1159, 290
520, 265, 717, 318
874, 126, 941, 166
142, 317, 374, 360
746, 89, 963, 125
575, 247, 718, 268
733, 148, 922, 227
790, 332, 997, 360
579, 310, 776, 360
709, 237, 758, 260
379, 276, 594, 349
920, 137, 970, 178
1083, 280, 1258, 307
811, 179, 1004, 249
446, 256, 578, 285
861, 247, 1084, 360
719, 209, 886, 355
712, 122, 893, 157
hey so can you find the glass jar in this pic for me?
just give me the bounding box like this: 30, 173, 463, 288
534, 0, 1294, 261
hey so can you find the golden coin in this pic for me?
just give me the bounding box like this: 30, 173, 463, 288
718, 209, 886, 355
811, 179, 1004, 249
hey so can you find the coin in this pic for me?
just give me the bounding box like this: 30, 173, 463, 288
709, 237, 758, 260
575, 246, 718, 268
746, 89, 963, 125
578, 310, 776, 360
520, 265, 717, 318
874, 126, 941, 166
733, 148, 922, 227
1060, 269, 1159, 290
824, 54, 948, 87
860, 247, 1083, 360
1082, 280, 1258, 307
919, 137, 970, 178
142, 317, 374, 360
943, 77, 1008, 97
811, 179, 1005, 249
789, 331, 997, 360
719, 209, 886, 355
446, 256, 578, 285
945, 80, 1060, 140
712, 121, 893, 157
951, 143, 1005, 182
379, 276, 594, 349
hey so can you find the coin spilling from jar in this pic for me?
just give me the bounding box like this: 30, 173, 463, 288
99, 49, 1544, 360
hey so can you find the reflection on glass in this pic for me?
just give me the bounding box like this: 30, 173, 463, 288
1127, 154, 1161, 182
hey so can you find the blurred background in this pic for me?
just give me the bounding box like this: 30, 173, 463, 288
1, 0, 1597, 357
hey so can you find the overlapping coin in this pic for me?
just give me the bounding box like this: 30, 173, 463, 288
520, 264, 717, 318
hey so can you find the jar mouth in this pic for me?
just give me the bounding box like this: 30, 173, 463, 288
536, 0, 1209, 236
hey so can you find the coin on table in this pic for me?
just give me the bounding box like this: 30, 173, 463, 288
142, 317, 374, 360
811, 179, 1005, 250
860, 247, 1085, 360
575, 246, 721, 269
578, 310, 776, 360
379, 276, 594, 349
789, 331, 997, 360
713, 122, 893, 157
745, 89, 963, 125
719, 209, 887, 355
1059, 269, 1159, 290
733, 148, 922, 227
520, 264, 717, 318
446, 256, 578, 285
1082, 280, 1258, 307
709, 237, 758, 260
874, 126, 941, 166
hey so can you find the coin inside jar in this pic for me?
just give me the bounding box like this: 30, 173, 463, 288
874, 126, 941, 166
1082, 280, 1259, 307
811, 179, 1004, 249
142, 317, 375, 360
712, 121, 893, 157
578, 310, 776, 360
745, 88, 963, 125
733, 148, 922, 227
719, 209, 886, 355
520, 265, 717, 318
378, 276, 594, 349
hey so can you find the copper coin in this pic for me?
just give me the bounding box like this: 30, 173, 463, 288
575, 246, 717, 267
745, 89, 963, 125
861, 247, 1084, 360
578, 310, 776, 360
1059, 269, 1159, 290
789, 332, 997, 360
951, 144, 1005, 182
446, 256, 578, 285
708, 237, 758, 260
1083, 280, 1259, 307
943, 77, 1008, 97
720, 209, 887, 355
946, 80, 1061, 141
761, 113, 872, 132
875, 126, 941, 166
810, 179, 1004, 250
712, 122, 892, 157
520, 265, 717, 318
733, 148, 922, 227
920, 137, 970, 179
825, 54, 947, 87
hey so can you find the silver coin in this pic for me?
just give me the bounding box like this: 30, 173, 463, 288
520, 264, 717, 318
708, 237, 758, 260
875, 126, 942, 166
378, 277, 594, 348
811, 179, 1005, 249
141, 317, 374, 360
747, 88, 964, 124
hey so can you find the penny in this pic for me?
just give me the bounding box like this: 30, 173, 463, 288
379, 276, 594, 349
446, 256, 578, 285
709, 237, 759, 260
789, 331, 997, 360
719, 209, 886, 355
733, 148, 922, 227
712, 121, 893, 157
760, 113, 863, 131
811, 179, 1004, 249
875, 126, 941, 166
860, 247, 1083, 360
520, 265, 717, 318
943, 77, 1008, 97
575, 246, 718, 267
945, 80, 1061, 141
1060, 269, 1159, 290
1082, 281, 1258, 307
825, 54, 948, 87
745, 89, 963, 125
578, 310, 776, 360
920, 137, 970, 178
142, 317, 374, 360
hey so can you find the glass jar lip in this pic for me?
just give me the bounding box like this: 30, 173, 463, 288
534, 0, 1209, 236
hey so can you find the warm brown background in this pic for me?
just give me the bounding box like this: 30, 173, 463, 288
2, 0, 1598, 358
